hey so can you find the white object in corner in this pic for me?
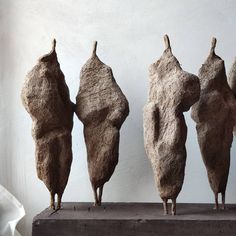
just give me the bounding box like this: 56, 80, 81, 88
0, 185, 25, 236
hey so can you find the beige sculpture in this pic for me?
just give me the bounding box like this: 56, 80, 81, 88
228, 57, 236, 97
21, 40, 74, 210
228, 58, 236, 135
143, 35, 200, 215
76, 42, 129, 206
191, 38, 236, 210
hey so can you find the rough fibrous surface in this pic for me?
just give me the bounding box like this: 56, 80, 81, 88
191, 38, 236, 210
143, 35, 200, 215
75, 42, 129, 206
21, 40, 74, 210
228, 57, 236, 134
228, 57, 236, 97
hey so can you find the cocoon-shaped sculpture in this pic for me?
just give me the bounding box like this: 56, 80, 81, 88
144, 35, 200, 215
191, 38, 236, 210
228, 57, 236, 97
76, 42, 129, 206
228, 57, 236, 134
21, 40, 74, 210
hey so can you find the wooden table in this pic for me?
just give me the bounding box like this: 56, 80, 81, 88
32, 202, 236, 236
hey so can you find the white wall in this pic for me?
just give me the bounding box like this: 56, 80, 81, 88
1, 0, 236, 235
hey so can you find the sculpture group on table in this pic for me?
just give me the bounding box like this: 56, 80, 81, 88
21, 39, 129, 210
21, 35, 236, 215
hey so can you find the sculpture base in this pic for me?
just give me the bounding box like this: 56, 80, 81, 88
32, 202, 236, 236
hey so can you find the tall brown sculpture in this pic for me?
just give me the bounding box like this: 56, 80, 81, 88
191, 38, 236, 210
76, 42, 129, 206
228, 58, 236, 135
21, 40, 74, 210
228, 57, 236, 97
143, 35, 200, 215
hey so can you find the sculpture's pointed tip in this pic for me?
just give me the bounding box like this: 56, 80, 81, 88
92, 41, 97, 56
210, 37, 217, 54
38, 39, 57, 62
52, 38, 56, 51
164, 34, 171, 50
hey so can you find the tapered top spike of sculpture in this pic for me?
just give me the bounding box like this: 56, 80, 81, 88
191, 38, 236, 210
52, 38, 56, 50
21, 39, 74, 210
210, 37, 217, 55
92, 41, 98, 57
164, 34, 171, 50
143, 35, 200, 215
75, 41, 129, 206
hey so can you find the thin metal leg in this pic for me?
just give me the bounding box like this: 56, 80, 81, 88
171, 198, 176, 215
162, 198, 168, 215
98, 185, 103, 206
214, 193, 219, 210
50, 192, 55, 210
221, 192, 225, 210
57, 193, 62, 210
93, 186, 99, 206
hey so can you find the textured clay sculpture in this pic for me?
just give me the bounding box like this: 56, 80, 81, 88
76, 42, 129, 206
21, 40, 74, 210
228, 58, 236, 135
228, 57, 236, 97
143, 35, 200, 215
191, 38, 236, 210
